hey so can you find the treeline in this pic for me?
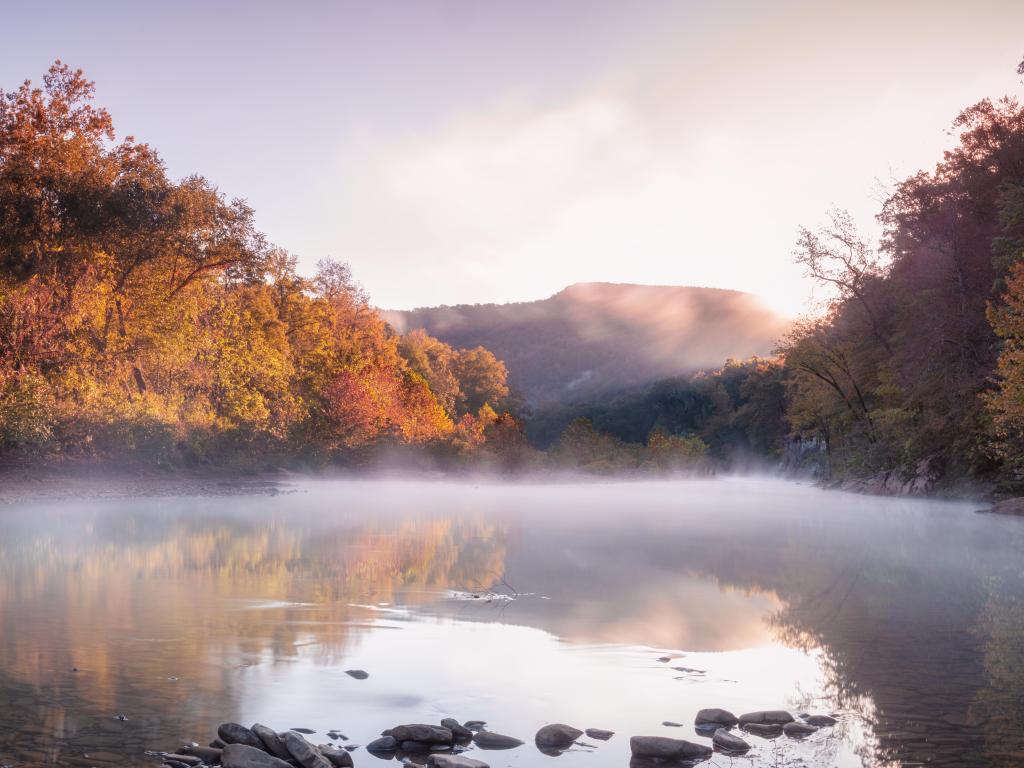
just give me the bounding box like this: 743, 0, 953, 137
0, 63, 525, 470
526, 358, 786, 466
778, 96, 1024, 491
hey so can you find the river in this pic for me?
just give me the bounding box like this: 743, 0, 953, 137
0, 477, 1019, 767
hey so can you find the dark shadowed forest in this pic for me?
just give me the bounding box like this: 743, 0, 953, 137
3, 62, 1024, 491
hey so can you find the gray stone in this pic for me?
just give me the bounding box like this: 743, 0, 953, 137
222, 744, 293, 768
252, 724, 291, 760
400, 741, 434, 752
441, 718, 473, 741
629, 736, 712, 761
712, 729, 750, 753
463, 721, 487, 731
292, 728, 317, 735
366, 736, 398, 753
471, 731, 525, 750
218, 723, 265, 750
783, 722, 818, 738
803, 715, 837, 727
535, 724, 583, 750
345, 669, 369, 680
428, 756, 489, 768
694, 709, 738, 728
738, 711, 794, 726
661, 721, 682, 727
318, 745, 354, 767
585, 728, 614, 740
163, 755, 202, 766
182, 745, 222, 763
211, 738, 228, 749
390, 725, 453, 745
741, 723, 783, 738
282, 731, 332, 768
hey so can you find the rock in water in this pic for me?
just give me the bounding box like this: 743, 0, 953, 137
218, 723, 265, 750
661, 721, 682, 727
252, 724, 291, 760
741, 723, 783, 738
738, 711, 794, 726
163, 755, 202, 766
441, 718, 473, 740
694, 709, 738, 728
712, 729, 750, 753
222, 744, 293, 768
783, 722, 818, 738
428, 756, 490, 768
389, 725, 453, 745
585, 728, 614, 740
629, 736, 712, 761
472, 731, 525, 750
292, 728, 317, 735
318, 745, 354, 767
182, 746, 223, 763
804, 714, 838, 726
535, 724, 583, 750
282, 731, 332, 768
366, 736, 398, 753
345, 669, 369, 680
463, 721, 487, 731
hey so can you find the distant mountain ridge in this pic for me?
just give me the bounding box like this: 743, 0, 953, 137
382, 282, 791, 404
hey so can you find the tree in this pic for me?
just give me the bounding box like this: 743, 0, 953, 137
452, 346, 510, 414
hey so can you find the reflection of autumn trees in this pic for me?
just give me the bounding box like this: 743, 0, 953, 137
0, 512, 508, 714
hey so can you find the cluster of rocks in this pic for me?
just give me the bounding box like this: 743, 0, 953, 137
631, 707, 839, 762
145, 722, 358, 768
145, 708, 837, 768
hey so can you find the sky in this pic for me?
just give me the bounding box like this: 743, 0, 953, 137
3, 1, 1023, 316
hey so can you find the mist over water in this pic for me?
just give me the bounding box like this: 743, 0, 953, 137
0, 478, 1019, 767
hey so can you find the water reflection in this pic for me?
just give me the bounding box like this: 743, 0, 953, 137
0, 478, 1021, 767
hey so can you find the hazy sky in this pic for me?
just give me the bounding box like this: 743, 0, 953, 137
3, 1, 1023, 314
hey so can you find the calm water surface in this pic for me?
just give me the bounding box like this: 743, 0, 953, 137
0, 478, 1021, 768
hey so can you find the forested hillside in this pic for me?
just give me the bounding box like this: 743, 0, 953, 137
383, 283, 789, 404
0, 63, 520, 469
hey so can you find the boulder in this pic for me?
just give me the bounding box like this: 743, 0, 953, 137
694, 709, 738, 728
629, 736, 712, 761
535, 724, 583, 750
390, 725, 453, 745
471, 731, 525, 749
366, 736, 398, 753
218, 723, 265, 750
252, 724, 291, 760
441, 718, 473, 740
463, 721, 487, 731
428, 756, 490, 768
738, 711, 794, 726
585, 728, 614, 740
222, 744, 293, 768
282, 731, 332, 768
783, 722, 818, 738
712, 729, 750, 753
318, 745, 354, 767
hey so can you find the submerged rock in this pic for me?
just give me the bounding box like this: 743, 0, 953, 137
441, 718, 473, 740
218, 723, 265, 750
741, 723, 783, 738
428, 755, 489, 768
345, 669, 369, 680
629, 736, 712, 761
390, 725, 453, 745
163, 755, 202, 766
661, 721, 682, 727
803, 714, 838, 726
292, 728, 317, 734
585, 728, 614, 740
535, 724, 583, 750
694, 709, 738, 728
222, 744, 293, 768
783, 722, 818, 738
712, 729, 750, 753
182, 746, 223, 762
252, 723, 291, 760
472, 731, 524, 750
738, 711, 794, 726
463, 721, 487, 731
